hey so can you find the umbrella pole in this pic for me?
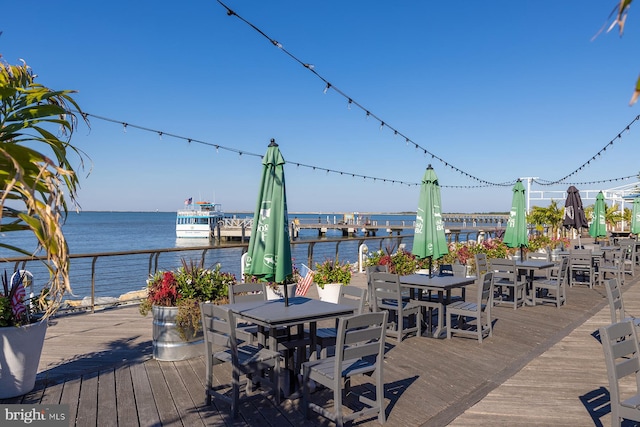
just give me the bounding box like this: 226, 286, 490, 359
283, 282, 289, 307
429, 256, 433, 278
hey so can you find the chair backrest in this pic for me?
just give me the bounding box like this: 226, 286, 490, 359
554, 257, 570, 284
569, 251, 592, 266
619, 240, 636, 261
527, 252, 549, 262
201, 302, 238, 362
452, 264, 466, 277
599, 320, 640, 413
228, 282, 266, 304
489, 258, 517, 283
603, 248, 624, 265
334, 311, 388, 374
338, 286, 367, 315
605, 278, 626, 324
478, 272, 493, 308
475, 253, 488, 276
370, 272, 402, 311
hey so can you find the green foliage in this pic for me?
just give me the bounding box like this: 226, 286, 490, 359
527, 234, 552, 252
364, 246, 421, 276
140, 259, 234, 340
0, 59, 89, 318
314, 259, 353, 288
0, 270, 50, 327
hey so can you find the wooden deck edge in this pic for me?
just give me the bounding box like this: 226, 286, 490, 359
421, 295, 610, 427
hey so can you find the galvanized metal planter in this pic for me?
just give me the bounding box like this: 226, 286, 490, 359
151, 306, 203, 361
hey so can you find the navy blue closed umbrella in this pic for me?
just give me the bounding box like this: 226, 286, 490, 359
563, 186, 588, 248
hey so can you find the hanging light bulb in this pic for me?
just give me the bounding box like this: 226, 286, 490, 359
323, 83, 331, 94
122, 123, 128, 133
347, 99, 352, 109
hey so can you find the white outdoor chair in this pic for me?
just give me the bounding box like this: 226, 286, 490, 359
446, 272, 493, 343
531, 257, 569, 308
301, 311, 388, 426
200, 303, 281, 418
599, 320, 640, 427
315, 286, 367, 359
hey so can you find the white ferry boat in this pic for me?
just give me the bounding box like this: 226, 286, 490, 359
175, 200, 224, 238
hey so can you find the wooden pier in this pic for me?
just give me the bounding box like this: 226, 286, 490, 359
211, 213, 510, 242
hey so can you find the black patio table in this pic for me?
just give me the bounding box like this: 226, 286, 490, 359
399, 274, 476, 338
225, 297, 355, 396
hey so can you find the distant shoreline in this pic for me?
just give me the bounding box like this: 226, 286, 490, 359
73, 210, 510, 215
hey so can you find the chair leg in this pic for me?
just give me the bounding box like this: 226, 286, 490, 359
376, 367, 386, 424
302, 365, 311, 419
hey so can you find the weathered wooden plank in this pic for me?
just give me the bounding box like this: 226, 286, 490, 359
145, 359, 181, 426
114, 365, 138, 427
97, 369, 117, 427
75, 371, 98, 426
159, 361, 206, 427
59, 377, 81, 424
176, 358, 229, 426
129, 362, 161, 426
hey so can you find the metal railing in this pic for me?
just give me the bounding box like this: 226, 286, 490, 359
1, 229, 499, 315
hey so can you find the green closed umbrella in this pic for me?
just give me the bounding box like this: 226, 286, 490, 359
412, 165, 448, 276
503, 179, 528, 259
245, 140, 293, 304
631, 197, 640, 235
589, 191, 607, 240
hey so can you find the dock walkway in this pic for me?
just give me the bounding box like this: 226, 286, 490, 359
1, 269, 635, 426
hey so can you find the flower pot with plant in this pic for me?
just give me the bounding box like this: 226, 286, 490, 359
0, 59, 88, 398
314, 259, 353, 303
139, 259, 234, 361
0, 271, 52, 398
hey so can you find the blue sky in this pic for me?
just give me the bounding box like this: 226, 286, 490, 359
2, 1, 639, 213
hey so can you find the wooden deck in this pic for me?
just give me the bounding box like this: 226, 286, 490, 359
2, 269, 636, 426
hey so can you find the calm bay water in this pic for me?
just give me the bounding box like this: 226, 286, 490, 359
0, 211, 420, 301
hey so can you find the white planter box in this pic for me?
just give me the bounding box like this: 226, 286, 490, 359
265, 283, 297, 301
0, 320, 47, 399
315, 283, 343, 304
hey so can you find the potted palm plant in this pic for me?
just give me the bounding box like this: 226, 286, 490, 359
139, 259, 233, 361
314, 258, 352, 303
0, 58, 87, 398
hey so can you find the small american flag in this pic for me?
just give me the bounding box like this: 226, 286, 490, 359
296, 265, 315, 296
184, 197, 192, 205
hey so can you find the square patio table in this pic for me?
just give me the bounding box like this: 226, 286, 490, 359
399, 274, 476, 338
225, 297, 355, 396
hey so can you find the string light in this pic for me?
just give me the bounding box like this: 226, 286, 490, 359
215, 1, 640, 188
